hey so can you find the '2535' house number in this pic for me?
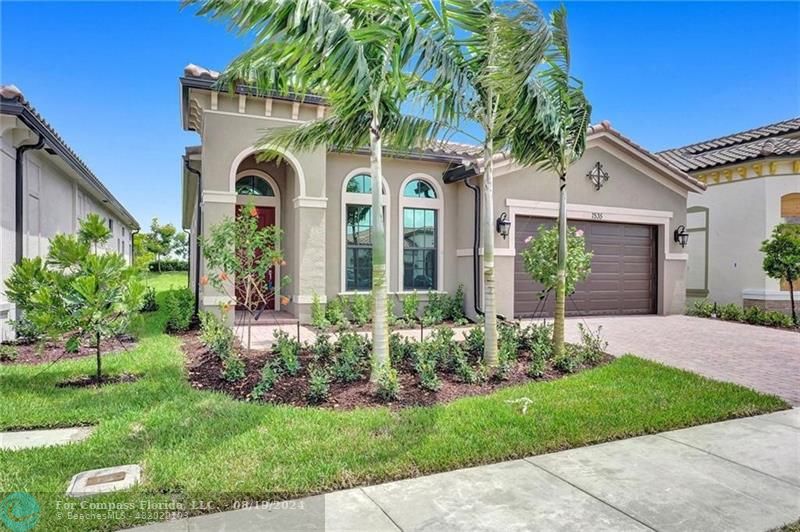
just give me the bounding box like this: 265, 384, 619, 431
591, 212, 604, 221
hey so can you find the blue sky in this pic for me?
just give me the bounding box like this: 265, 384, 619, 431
2, 1, 798, 229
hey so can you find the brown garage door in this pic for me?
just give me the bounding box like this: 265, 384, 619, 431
514, 216, 657, 318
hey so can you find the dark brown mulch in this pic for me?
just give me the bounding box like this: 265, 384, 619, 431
0, 336, 137, 365
56, 372, 140, 388
182, 332, 611, 410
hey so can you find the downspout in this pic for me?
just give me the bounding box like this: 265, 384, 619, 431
130, 229, 139, 266
464, 177, 483, 316
15, 134, 44, 266
185, 160, 202, 316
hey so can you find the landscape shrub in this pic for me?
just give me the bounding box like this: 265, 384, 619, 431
389, 333, 414, 366
374, 361, 400, 401
428, 327, 459, 368
423, 291, 447, 326
0, 344, 17, 362
463, 325, 485, 358
448, 285, 467, 323
414, 342, 441, 391
140, 286, 159, 312
687, 299, 714, 318
554, 345, 582, 373
307, 367, 331, 403
65, 336, 81, 354
527, 352, 546, 378
452, 346, 482, 384
9, 317, 41, 344
164, 288, 195, 333
311, 333, 334, 363
310, 292, 330, 330
250, 362, 280, 400
221, 354, 246, 382
332, 331, 368, 382
386, 297, 397, 327
148, 259, 189, 272
764, 310, 794, 328
325, 296, 348, 328
349, 293, 372, 326
575, 323, 607, 365
499, 322, 520, 362
718, 303, 744, 322
199, 311, 235, 358
402, 291, 419, 323
520, 322, 553, 360
273, 330, 301, 376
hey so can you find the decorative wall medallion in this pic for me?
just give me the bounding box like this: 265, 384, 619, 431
587, 162, 610, 191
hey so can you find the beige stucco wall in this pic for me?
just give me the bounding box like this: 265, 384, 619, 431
687, 164, 800, 306
456, 143, 690, 319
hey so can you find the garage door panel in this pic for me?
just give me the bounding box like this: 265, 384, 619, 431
515, 216, 656, 317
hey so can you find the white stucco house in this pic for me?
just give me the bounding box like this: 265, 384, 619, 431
180, 64, 704, 323
0, 85, 139, 340
658, 117, 800, 313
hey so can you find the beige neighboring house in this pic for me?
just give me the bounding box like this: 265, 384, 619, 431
658, 118, 800, 313
0, 85, 139, 340
180, 64, 704, 323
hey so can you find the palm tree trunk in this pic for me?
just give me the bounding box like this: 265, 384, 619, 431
482, 137, 498, 366
553, 172, 568, 358
369, 112, 389, 381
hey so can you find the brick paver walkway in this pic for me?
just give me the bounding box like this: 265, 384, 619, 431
558, 315, 800, 405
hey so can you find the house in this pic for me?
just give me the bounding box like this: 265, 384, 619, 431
658, 118, 800, 313
180, 64, 704, 323
0, 85, 139, 340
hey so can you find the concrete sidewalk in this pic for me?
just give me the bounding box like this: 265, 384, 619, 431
128, 409, 800, 532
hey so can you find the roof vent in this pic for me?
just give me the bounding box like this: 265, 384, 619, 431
0, 84, 25, 103
760, 140, 776, 156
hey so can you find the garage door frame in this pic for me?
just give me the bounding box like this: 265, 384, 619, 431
506, 199, 688, 317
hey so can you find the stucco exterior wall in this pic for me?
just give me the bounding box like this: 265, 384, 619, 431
687, 168, 800, 306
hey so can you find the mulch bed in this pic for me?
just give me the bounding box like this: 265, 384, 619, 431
56, 373, 140, 388
0, 336, 137, 365
182, 332, 611, 409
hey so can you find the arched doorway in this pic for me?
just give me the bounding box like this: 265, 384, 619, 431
234, 169, 281, 310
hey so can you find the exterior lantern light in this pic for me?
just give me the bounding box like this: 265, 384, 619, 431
587, 161, 610, 191
496, 212, 512, 240
673, 224, 689, 248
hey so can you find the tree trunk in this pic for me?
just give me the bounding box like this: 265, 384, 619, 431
482, 137, 498, 366
553, 172, 568, 359
790, 277, 797, 325
369, 112, 389, 381
95, 332, 102, 383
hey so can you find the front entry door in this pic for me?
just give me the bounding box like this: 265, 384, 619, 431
235, 205, 277, 310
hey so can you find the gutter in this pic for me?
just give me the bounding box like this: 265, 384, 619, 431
15, 134, 44, 265
184, 159, 202, 316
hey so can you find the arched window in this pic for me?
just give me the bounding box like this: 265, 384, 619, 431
236, 175, 275, 196
781, 193, 800, 224
341, 171, 390, 292
399, 175, 443, 291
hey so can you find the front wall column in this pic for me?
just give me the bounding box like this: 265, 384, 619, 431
292, 198, 328, 322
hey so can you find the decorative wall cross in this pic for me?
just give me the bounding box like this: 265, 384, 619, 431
587, 162, 610, 191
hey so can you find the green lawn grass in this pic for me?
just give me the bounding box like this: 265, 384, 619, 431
0, 272, 789, 531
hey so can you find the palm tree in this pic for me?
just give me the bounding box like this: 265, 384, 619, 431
187, 0, 448, 379
416, 0, 552, 366
510, 7, 591, 359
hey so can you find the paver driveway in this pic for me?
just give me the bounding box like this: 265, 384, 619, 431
558, 315, 800, 405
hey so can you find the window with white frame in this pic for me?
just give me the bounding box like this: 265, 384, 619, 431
400, 176, 442, 291
342, 172, 389, 292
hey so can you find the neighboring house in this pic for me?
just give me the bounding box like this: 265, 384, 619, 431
658, 118, 800, 313
0, 85, 139, 340
180, 64, 704, 323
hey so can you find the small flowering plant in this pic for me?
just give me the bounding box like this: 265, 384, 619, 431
200, 201, 290, 351
520, 224, 592, 295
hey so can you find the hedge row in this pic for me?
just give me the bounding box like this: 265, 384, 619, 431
148, 260, 189, 272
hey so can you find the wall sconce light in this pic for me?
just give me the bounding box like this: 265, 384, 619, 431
587, 161, 610, 191
496, 212, 512, 240
673, 224, 689, 248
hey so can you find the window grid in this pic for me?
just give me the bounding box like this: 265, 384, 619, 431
403, 207, 437, 290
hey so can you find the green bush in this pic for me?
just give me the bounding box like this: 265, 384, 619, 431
687, 299, 714, 318
311, 332, 334, 363
414, 342, 441, 391
428, 327, 459, 368
199, 311, 235, 358
423, 291, 447, 326
164, 288, 195, 333
402, 291, 419, 323
332, 331, 368, 382
310, 291, 330, 330
764, 310, 794, 328
250, 362, 280, 400
452, 346, 483, 384
307, 367, 331, 404
520, 322, 553, 360
554, 345, 582, 373
140, 286, 159, 312
464, 326, 485, 358
148, 259, 189, 272
273, 330, 301, 376
389, 333, 414, 366
744, 305, 767, 325
0, 344, 18, 362
349, 293, 372, 326
374, 361, 400, 401
499, 322, 520, 362
325, 296, 348, 328
575, 323, 607, 365
221, 354, 246, 382
65, 336, 81, 354
448, 285, 466, 322
8, 317, 42, 344
527, 354, 546, 378
719, 303, 744, 322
